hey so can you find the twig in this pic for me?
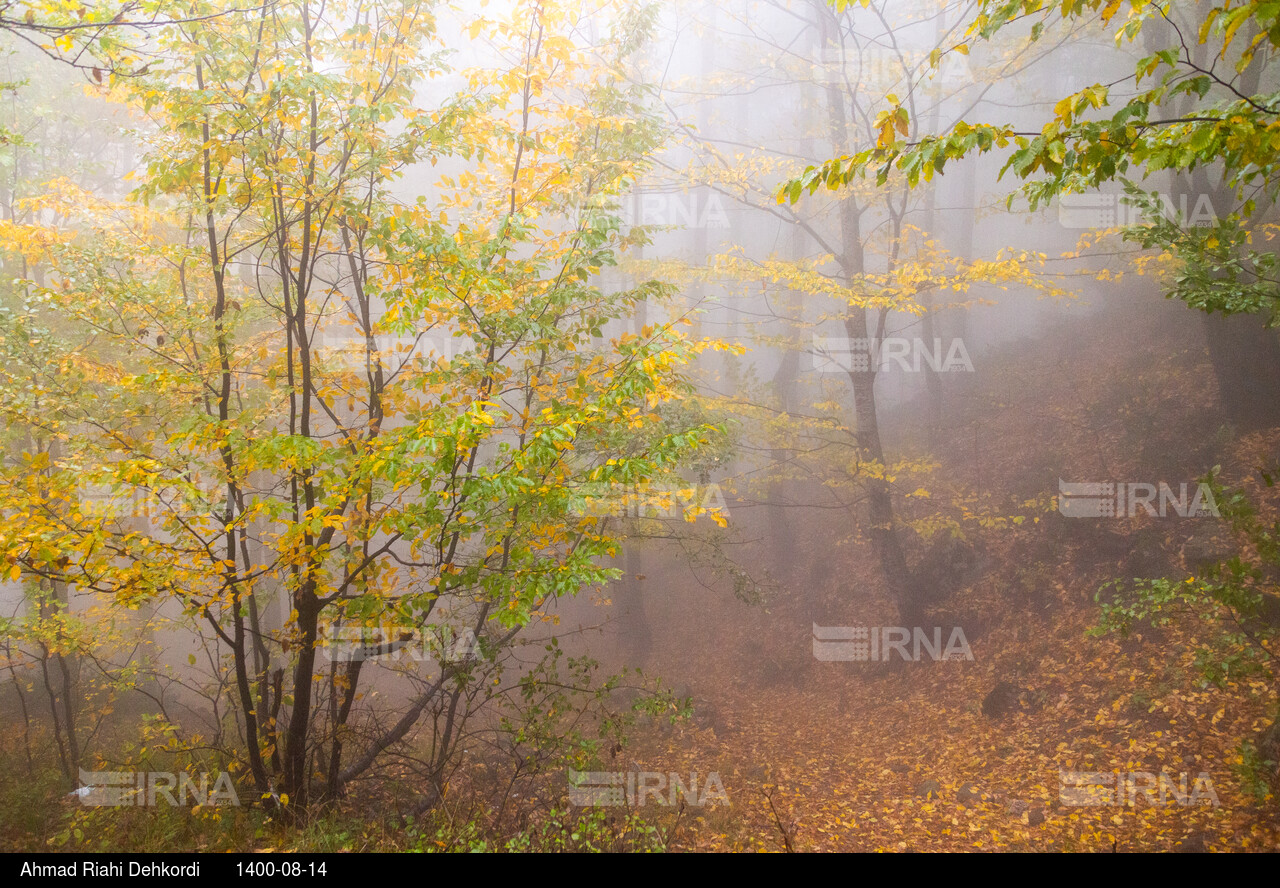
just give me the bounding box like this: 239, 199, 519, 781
763, 787, 795, 853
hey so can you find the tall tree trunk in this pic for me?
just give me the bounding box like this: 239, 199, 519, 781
618, 544, 650, 662
817, 3, 919, 624
1161, 15, 1280, 429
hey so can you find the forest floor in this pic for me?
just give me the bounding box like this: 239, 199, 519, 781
601, 294, 1280, 851
621, 578, 1278, 851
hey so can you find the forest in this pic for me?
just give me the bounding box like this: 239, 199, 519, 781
0, 0, 1277, 855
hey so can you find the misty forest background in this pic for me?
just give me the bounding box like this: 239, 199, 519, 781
0, 0, 1278, 852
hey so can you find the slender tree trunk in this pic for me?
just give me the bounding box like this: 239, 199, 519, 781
618, 544, 650, 662
817, 4, 919, 624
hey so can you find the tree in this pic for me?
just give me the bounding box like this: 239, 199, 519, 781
786, 0, 1280, 426
0, 40, 139, 787
0, 0, 718, 814
644, 0, 1061, 623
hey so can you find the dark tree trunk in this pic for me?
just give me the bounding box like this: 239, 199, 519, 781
618, 545, 650, 662
1201, 312, 1280, 429
817, 2, 920, 624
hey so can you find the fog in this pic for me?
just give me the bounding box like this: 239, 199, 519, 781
0, 0, 1276, 854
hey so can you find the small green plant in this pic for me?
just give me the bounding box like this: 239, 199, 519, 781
1233, 739, 1277, 806
1093, 469, 1277, 692
404, 805, 668, 853
1127, 690, 1154, 713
